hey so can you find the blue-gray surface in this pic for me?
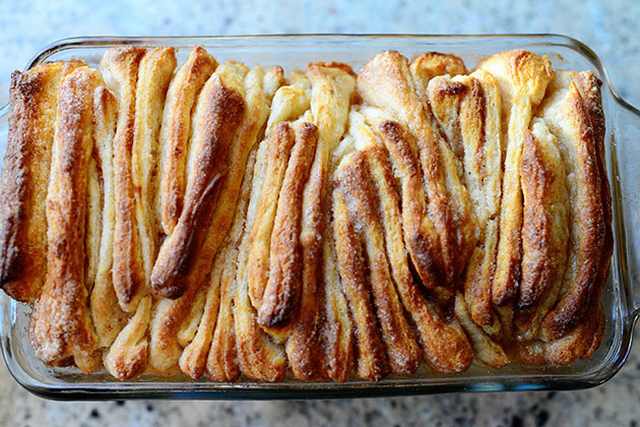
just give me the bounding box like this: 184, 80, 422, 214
1, 1, 639, 426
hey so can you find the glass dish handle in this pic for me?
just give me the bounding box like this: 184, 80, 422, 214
613, 94, 640, 320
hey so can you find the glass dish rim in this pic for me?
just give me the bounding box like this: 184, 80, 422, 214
1, 32, 638, 400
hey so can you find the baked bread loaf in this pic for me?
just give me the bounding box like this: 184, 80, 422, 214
0, 47, 612, 381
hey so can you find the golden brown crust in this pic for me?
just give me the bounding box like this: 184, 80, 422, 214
515, 122, 569, 340
158, 46, 217, 235
258, 123, 319, 329
478, 50, 553, 337
101, 48, 178, 378
133, 48, 177, 281
187, 68, 281, 378
181, 64, 276, 314
234, 140, 287, 382
539, 72, 608, 341
307, 62, 357, 148
412, 56, 477, 285
454, 294, 509, 368
365, 145, 474, 373
104, 295, 151, 379
180, 151, 256, 380
336, 150, 420, 375
205, 151, 258, 381
246, 123, 296, 310
151, 72, 246, 298
89, 86, 129, 347
332, 184, 387, 380
426, 76, 467, 157
150, 65, 273, 373
410, 52, 468, 97
519, 305, 604, 366
457, 70, 503, 334
2, 49, 613, 380
280, 64, 356, 379
425, 75, 478, 279
358, 51, 459, 294
479, 51, 553, 304
0, 60, 84, 302
30, 67, 103, 372
374, 119, 444, 296
321, 222, 353, 382
101, 47, 148, 312
573, 72, 612, 316
204, 249, 239, 381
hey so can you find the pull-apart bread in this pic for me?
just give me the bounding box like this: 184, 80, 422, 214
0, 46, 611, 381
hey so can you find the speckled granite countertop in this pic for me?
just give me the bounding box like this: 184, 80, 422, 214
1, 1, 640, 426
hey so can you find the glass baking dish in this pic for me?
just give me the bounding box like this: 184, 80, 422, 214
1, 34, 639, 400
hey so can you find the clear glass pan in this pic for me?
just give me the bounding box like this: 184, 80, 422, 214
1, 34, 639, 400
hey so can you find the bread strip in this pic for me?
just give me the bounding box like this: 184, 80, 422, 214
31, 66, 103, 372
246, 123, 296, 310
90, 86, 128, 347
454, 294, 509, 368
332, 183, 388, 380
366, 143, 475, 373
515, 120, 569, 340
99, 50, 178, 377
86, 151, 102, 292
370, 117, 444, 299
104, 295, 152, 379
150, 66, 275, 373
0, 60, 84, 302
573, 72, 612, 293
133, 48, 177, 282
426, 76, 466, 157
338, 151, 421, 374
204, 249, 238, 381
539, 72, 607, 340
179, 152, 255, 379
176, 286, 206, 346
478, 51, 553, 319
410, 52, 467, 98
519, 305, 604, 365
321, 219, 353, 382
100, 47, 148, 312
574, 71, 611, 358
358, 51, 457, 296
286, 123, 335, 380
158, 47, 216, 235
151, 64, 246, 298
235, 140, 287, 382
265, 71, 310, 133
182, 66, 283, 327
278, 64, 355, 378
455, 70, 503, 334
178, 250, 223, 379
412, 54, 476, 284
263, 66, 286, 101
425, 75, 478, 278
258, 122, 318, 330
201, 151, 258, 381
181, 69, 282, 379
277, 122, 331, 376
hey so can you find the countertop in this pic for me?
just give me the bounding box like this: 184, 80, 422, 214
1, 0, 639, 426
